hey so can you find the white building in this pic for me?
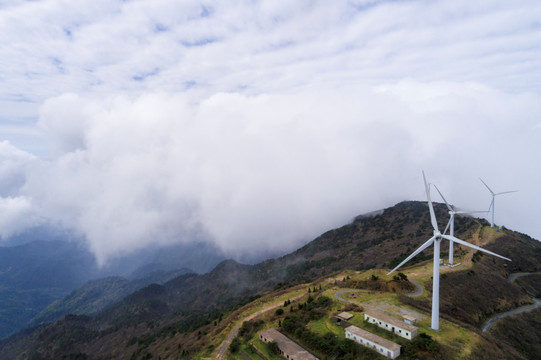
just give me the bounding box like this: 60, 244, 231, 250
259, 329, 319, 360
364, 310, 418, 340
345, 325, 401, 359
337, 312, 354, 321
403, 315, 417, 325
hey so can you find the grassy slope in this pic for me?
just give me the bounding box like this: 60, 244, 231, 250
223, 270, 517, 360
398, 227, 541, 328
489, 307, 541, 359
485, 272, 541, 360
1, 201, 540, 359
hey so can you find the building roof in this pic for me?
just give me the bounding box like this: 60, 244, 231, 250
337, 312, 354, 320
345, 325, 401, 351
260, 329, 319, 360
403, 315, 416, 322
365, 310, 418, 332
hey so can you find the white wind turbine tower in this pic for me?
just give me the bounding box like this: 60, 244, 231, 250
433, 185, 488, 265
479, 178, 518, 228
388, 171, 511, 331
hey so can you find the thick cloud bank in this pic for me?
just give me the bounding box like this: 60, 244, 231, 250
0, 81, 538, 264
1, 0, 541, 264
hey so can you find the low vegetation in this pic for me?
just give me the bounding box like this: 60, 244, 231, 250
1, 201, 540, 360
489, 307, 541, 359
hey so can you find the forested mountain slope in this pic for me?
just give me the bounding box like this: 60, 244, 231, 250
1, 201, 539, 359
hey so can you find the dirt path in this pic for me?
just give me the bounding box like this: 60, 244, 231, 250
482, 272, 541, 332
333, 289, 377, 303
334, 289, 358, 303
215, 326, 240, 360
482, 298, 541, 332
214, 293, 305, 359
407, 279, 423, 297
508, 271, 541, 283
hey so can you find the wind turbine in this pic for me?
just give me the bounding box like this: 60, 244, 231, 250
433, 185, 488, 265
388, 171, 511, 331
479, 178, 518, 228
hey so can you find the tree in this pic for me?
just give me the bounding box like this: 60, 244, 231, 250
266, 341, 280, 355
229, 337, 240, 353
315, 296, 330, 307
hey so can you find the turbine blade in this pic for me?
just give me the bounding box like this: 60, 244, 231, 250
479, 178, 495, 195
433, 184, 453, 211
495, 190, 518, 196
441, 235, 511, 261
442, 218, 451, 235
387, 236, 436, 275
423, 171, 439, 232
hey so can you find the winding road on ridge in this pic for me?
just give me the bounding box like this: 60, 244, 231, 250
482, 298, 541, 332
482, 271, 541, 332
333, 289, 359, 303
407, 279, 423, 297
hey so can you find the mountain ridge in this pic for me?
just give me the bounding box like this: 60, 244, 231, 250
0, 238, 225, 339
29, 268, 193, 327
1, 200, 539, 359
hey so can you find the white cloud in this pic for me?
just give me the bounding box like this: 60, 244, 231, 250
5, 82, 537, 263
0, 196, 42, 238
1, 0, 540, 111
0, 1, 540, 262
0, 140, 36, 196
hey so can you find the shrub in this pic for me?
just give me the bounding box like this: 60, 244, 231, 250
266, 341, 280, 355
229, 337, 240, 353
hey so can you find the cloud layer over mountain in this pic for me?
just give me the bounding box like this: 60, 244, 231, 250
1, 1, 540, 263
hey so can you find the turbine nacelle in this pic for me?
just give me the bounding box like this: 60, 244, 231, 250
480, 178, 518, 227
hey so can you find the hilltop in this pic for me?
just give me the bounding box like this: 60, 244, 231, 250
0, 201, 540, 359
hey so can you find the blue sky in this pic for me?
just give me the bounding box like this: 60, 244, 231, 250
1, 0, 540, 263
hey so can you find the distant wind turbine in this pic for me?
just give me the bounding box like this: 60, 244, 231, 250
388, 171, 511, 331
433, 185, 488, 265
479, 178, 518, 228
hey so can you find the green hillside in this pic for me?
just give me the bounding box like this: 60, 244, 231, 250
1, 201, 539, 359
30, 268, 192, 326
